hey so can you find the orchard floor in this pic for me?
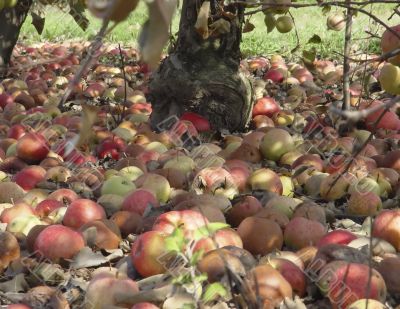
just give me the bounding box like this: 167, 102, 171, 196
0, 41, 399, 309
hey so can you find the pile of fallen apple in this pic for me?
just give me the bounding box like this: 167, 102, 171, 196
0, 24, 400, 309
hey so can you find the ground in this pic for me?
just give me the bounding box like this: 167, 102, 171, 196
0, 2, 400, 309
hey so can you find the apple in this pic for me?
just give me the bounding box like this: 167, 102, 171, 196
63, 199, 106, 229
347, 191, 382, 216
47, 188, 79, 204
152, 209, 209, 237
237, 216, 283, 255
13, 165, 46, 190
79, 219, 121, 250
252, 97, 280, 118
101, 175, 136, 197
317, 229, 357, 248
34, 224, 85, 262
265, 196, 302, 219
224, 159, 252, 191
0, 231, 20, 272
326, 263, 387, 309
138, 173, 171, 203
7, 124, 27, 139
111, 211, 143, 237
261, 257, 306, 297
0, 203, 35, 224
276, 16, 294, 33
197, 248, 245, 283
7, 215, 42, 236
163, 155, 195, 175
376, 256, 400, 294
381, 24, 400, 65
284, 217, 326, 249
191, 167, 238, 199
85, 270, 139, 309
247, 264, 293, 308
372, 209, 400, 251
347, 299, 386, 309
320, 172, 355, 201
180, 112, 211, 132
248, 168, 283, 194
192, 228, 243, 253
122, 189, 160, 216
226, 196, 262, 227
131, 303, 159, 309
327, 13, 346, 31
263, 68, 285, 83
378, 63, 400, 95
16, 133, 49, 163
260, 128, 295, 161
130, 230, 169, 278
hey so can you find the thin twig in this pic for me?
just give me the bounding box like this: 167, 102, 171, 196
118, 43, 128, 124
329, 96, 400, 122
342, 2, 353, 111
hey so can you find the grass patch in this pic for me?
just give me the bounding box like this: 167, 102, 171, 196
20, 2, 399, 59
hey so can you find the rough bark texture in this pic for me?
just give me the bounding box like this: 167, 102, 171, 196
0, 0, 33, 76
149, 0, 254, 132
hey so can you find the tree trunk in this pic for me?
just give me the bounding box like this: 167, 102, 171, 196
149, 0, 254, 132
0, 0, 33, 76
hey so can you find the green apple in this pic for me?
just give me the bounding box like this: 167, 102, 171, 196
101, 175, 136, 197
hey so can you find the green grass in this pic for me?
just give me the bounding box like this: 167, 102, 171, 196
20, 2, 400, 59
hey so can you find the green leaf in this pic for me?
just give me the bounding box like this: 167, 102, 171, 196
202, 282, 228, 303
264, 13, 276, 33
165, 227, 186, 253
190, 249, 204, 266
193, 223, 230, 240
308, 34, 322, 44
322, 5, 331, 15
31, 12, 45, 35
69, 2, 89, 31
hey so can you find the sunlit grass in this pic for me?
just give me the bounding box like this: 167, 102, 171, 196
20, 2, 399, 59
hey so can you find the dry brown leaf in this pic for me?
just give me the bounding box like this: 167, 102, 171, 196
139, 0, 177, 68
195, 1, 211, 39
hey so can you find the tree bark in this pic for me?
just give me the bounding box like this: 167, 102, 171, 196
0, 0, 33, 76
149, 0, 254, 132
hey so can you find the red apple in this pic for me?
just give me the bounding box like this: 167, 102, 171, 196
284, 217, 326, 249
317, 229, 358, 248
326, 263, 387, 309
180, 112, 211, 132
131, 303, 159, 309
13, 165, 46, 190
152, 209, 209, 237
252, 97, 280, 118
122, 189, 160, 216
192, 228, 243, 253
7, 124, 27, 139
34, 224, 85, 262
0, 203, 35, 224
131, 230, 169, 278
372, 209, 400, 251
35, 199, 63, 218
63, 199, 106, 229
47, 188, 79, 204
16, 133, 49, 163
264, 68, 285, 83
262, 257, 306, 297
226, 196, 262, 227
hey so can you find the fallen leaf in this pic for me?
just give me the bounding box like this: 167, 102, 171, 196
195, 1, 210, 39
